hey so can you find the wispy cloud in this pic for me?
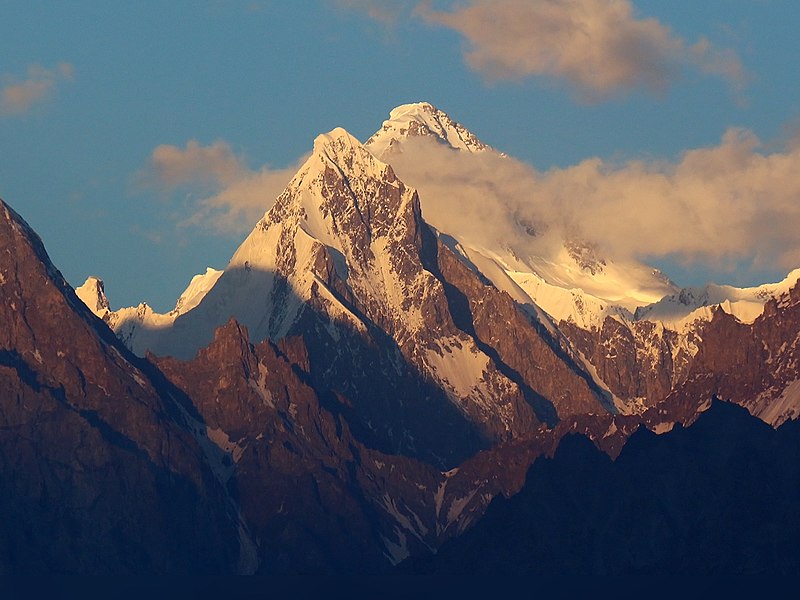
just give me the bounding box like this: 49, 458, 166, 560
138, 139, 303, 233
1, 62, 74, 116
331, 0, 415, 24
404, 0, 745, 100
384, 127, 800, 276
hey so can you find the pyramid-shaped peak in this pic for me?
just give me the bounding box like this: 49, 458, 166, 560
311, 126, 384, 167
304, 125, 394, 184
313, 126, 361, 154
366, 101, 490, 157
76, 275, 111, 317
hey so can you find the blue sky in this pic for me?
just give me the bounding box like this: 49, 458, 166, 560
2, 1, 800, 311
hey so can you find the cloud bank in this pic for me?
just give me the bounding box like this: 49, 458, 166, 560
140, 140, 302, 233
1, 63, 74, 116
385, 130, 800, 275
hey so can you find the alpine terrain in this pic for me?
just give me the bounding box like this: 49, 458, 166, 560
3, 102, 800, 574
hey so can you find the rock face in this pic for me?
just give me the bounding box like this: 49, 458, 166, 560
155, 319, 433, 573
666, 285, 800, 425
153, 318, 551, 572
562, 317, 697, 407
0, 200, 241, 574
561, 278, 800, 427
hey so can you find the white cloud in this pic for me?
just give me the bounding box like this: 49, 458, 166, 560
0, 63, 74, 116
140, 139, 302, 233
147, 140, 248, 188
384, 129, 800, 276
416, 0, 745, 99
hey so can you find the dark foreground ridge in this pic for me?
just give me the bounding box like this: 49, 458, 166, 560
402, 400, 800, 575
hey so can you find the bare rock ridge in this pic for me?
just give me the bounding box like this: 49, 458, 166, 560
0, 199, 241, 574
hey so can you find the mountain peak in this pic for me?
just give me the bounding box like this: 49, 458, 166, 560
76, 275, 110, 318
305, 125, 391, 184
366, 101, 491, 157
312, 126, 361, 155
387, 101, 437, 120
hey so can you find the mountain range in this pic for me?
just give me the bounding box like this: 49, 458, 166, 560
3, 102, 800, 574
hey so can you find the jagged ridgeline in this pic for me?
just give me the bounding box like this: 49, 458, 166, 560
3, 102, 800, 574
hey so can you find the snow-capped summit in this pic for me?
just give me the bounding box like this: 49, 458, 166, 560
205, 124, 420, 349
363, 105, 677, 330
366, 102, 491, 158
77, 266, 222, 356
124, 124, 610, 461
76, 275, 110, 318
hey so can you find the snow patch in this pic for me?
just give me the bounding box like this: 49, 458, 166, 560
248, 362, 275, 408
755, 379, 800, 426
652, 421, 675, 435
424, 337, 490, 400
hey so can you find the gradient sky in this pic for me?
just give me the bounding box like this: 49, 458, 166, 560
2, 1, 800, 311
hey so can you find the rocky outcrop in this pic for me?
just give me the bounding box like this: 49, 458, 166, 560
432, 234, 612, 421
562, 316, 696, 405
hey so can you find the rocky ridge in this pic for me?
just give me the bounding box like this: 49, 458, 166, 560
11, 101, 800, 574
